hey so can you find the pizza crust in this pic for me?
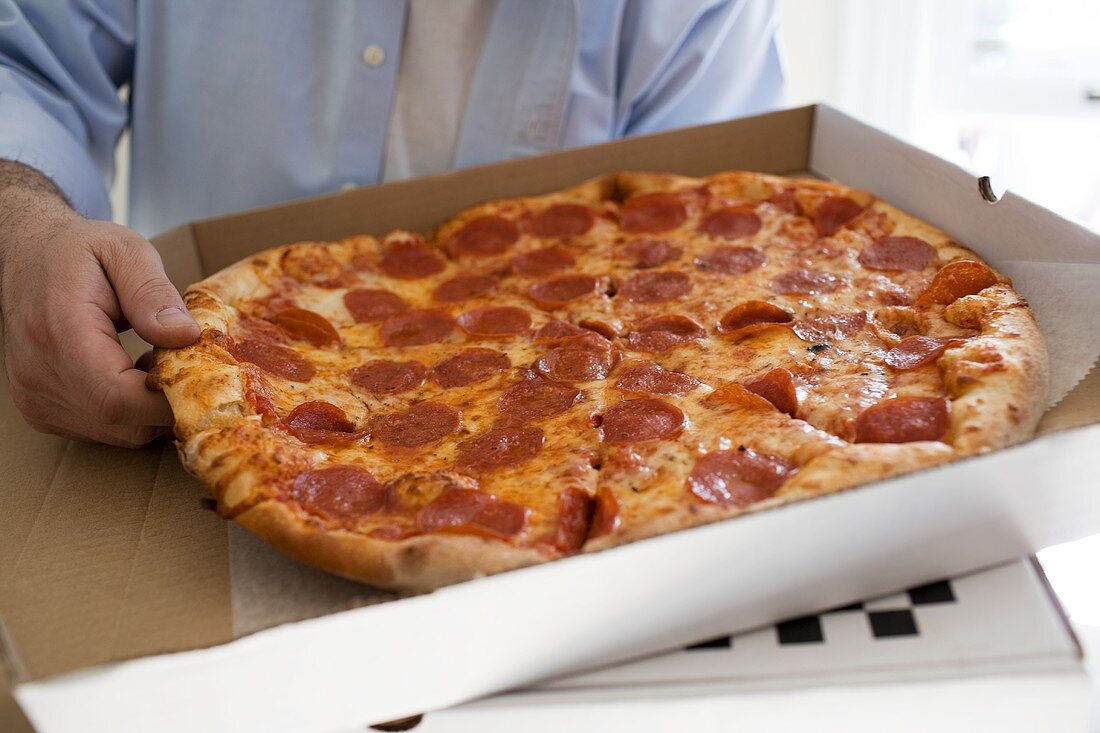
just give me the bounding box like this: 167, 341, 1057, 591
235, 501, 547, 593
940, 284, 1049, 454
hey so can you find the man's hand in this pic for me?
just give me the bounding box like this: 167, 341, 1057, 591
0, 162, 200, 447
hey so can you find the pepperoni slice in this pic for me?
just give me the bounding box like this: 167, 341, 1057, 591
623, 238, 682, 268
614, 361, 700, 395
416, 489, 527, 539
281, 247, 343, 285
813, 196, 863, 237
284, 401, 364, 444
619, 270, 691, 303
792, 312, 867, 342
367, 524, 416, 541
347, 359, 427, 395
511, 245, 576, 276
744, 368, 798, 416
384, 471, 477, 512
531, 204, 595, 238
854, 397, 948, 443
620, 193, 688, 233
528, 274, 598, 308
431, 348, 510, 388
371, 402, 459, 448
238, 312, 289, 343
771, 268, 843, 295
859, 236, 937, 271
534, 344, 612, 383
588, 487, 620, 538
698, 207, 762, 240
552, 487, 594, 553
687, 449, 795, 508
457, 306, 532, 337
533, 319, 589, 342
234, 339, 315, 382
379, 238, 446, 279
704, 381, 776, 411
884, 336, 963, 370
498, 377, 582, 421
344, 288, 409, 323
578, 318, 619, 340
717, 301, 794, 336
380, 310, 455, 347
287, 466, 385, 521
446, 215, 520, 257
243, 370, 278, 421
433, 275, 496, 303
456, 425, 545, 473
601, 398, 685, 444
770, 189, 800, 214
269, 308, 339, 347
915, 260, 1000, 307
693, 246, 765, 275
627, 315, 706, 353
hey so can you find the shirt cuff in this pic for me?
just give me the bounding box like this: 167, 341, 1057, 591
0, 92, 113, 220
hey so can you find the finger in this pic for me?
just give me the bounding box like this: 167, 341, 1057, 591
60, 310, 177, 427
21, 395, 171, 447
98, 234, 199, 348
85, 424, 172, 449
53, 416, 168, 444
84, 346, 176, 426
106, 369, 176, 426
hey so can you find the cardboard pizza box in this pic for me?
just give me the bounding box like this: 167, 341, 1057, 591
410, 559, 1088, 733
2, 104, 1099, 732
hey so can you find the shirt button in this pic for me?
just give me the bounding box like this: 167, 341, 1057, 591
361, 45, 386, 68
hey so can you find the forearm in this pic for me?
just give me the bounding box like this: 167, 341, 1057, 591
0, 161, 79, 247
0, 0, 134, 221
0, 160, 72, 210
0, 162, 84, 305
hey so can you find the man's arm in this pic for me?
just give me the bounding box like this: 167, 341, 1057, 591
0, 2, 200, 446
0, 0, 137, 218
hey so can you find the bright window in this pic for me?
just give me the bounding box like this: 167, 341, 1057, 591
836, 0, 1100, 228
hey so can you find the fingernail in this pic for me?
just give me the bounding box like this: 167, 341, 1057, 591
156, 306, 196, 329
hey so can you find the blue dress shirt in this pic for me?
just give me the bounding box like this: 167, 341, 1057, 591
0, 0, 784, 235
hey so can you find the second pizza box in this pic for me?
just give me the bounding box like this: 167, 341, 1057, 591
3, 105, 1100, 732
416, 559, 1087, 732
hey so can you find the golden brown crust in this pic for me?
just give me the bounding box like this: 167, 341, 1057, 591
154, 169, 1049, 593
941, 285, 1048, 453
235, 501, 547, 593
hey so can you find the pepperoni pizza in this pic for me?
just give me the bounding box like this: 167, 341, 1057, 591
151, 171, 1048, 592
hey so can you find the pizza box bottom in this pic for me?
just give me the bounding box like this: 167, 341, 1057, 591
2, 104, 1099, 733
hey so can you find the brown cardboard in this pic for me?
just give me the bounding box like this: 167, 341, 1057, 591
0, 666, 34, 733
2, 104, 1098, 712
1040, 365, 1100, 434
0, 370, 233, 680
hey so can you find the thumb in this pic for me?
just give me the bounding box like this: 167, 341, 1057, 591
100, 232, 200, 348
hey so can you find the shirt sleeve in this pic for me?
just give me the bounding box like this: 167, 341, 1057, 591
0, 0, 134, 220
615, 0, 785, 137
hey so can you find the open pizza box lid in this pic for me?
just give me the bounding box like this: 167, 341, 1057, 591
3, 105, 1099, 732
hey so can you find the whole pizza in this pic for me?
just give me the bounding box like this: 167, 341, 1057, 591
151, 171, 1048, 592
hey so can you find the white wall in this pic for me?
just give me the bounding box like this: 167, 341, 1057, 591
775, 0, 843, 106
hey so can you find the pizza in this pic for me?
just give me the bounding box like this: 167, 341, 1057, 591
150, 171, 1049, 592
